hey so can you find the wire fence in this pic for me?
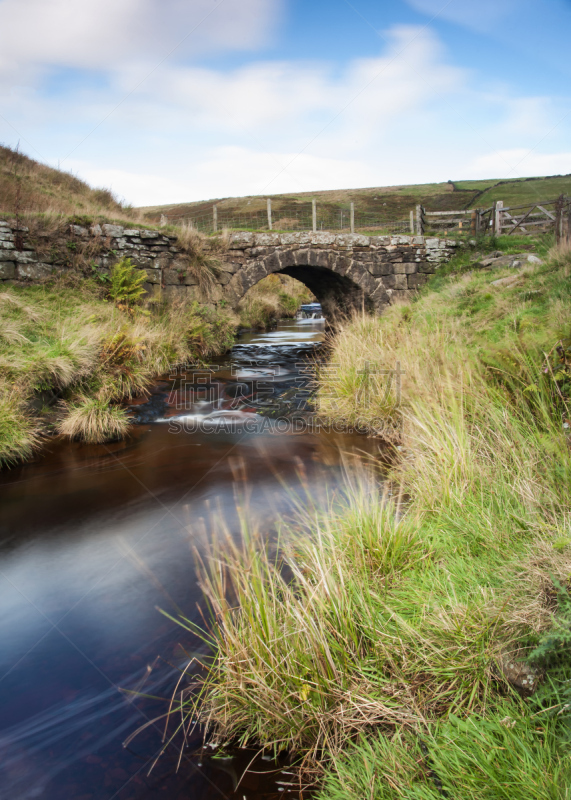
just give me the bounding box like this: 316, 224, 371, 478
159, 200, 413, 236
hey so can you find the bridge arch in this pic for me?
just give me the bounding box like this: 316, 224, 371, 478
224, 245, 388, 318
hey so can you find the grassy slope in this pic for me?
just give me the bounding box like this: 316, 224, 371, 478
0, 145, 138, 221
169, 234, 571, 798
139, 174, 571, 225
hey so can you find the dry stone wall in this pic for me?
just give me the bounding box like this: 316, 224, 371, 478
0, 220, 460, 314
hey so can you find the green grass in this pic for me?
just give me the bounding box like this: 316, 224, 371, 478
319, 701, 571, 799
0, 279, 237, 464
159, 236, 571, 793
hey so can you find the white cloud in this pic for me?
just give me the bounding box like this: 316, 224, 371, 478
70, 148, 373, 206
466, 148, 571, 179
0, 0, 281, 87
129, 24, 461, 137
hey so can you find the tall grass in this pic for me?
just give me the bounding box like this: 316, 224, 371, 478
0, 281, 237, 463
162, 241, 571, 788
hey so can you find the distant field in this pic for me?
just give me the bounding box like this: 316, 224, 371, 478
139, 174, 571, 228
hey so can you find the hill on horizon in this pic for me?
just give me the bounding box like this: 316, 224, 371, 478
139, 174, 571, 229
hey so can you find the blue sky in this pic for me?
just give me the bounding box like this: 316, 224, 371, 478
1, 0, 570, 205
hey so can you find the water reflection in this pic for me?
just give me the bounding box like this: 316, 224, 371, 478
0, 319, 379, 799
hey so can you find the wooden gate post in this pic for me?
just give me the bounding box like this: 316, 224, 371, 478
267, 198, 272, 231
350, 202, 355, 234
555, 193, 565, 243
312, 199, 317, 232
493, 200, 503, 236
471, 210, 477, 236
410, 210, 414, 233
213, 205, 218, 233
415, 204, 423, 235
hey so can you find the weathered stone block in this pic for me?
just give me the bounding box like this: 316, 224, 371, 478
390, 236, 412, 245
140, 230, 159, 239
264, 252, 281, 271
217, 261, 238, 273
294, 248, 309, 266
309, 232, 336, 247
144, 268, 161, 284
418, 262, 436, 273
254, 233, 280, 246
307, 249, 330, 268
0, 232, 15, 242
279, 232, 311, 246
1, 241, 15, 250
17, 262, 52, 280
331, 254, 352, 275
408, 273, 429, 289
102, 224, 124, 237
334, 233, 369, 248
382, 274, 408, 290
393, 262, 416, 274
124, 230, 140, 237
245, 261, 268, 283
370, 284, 391, 306
163, 268, 180, 285
425, 238, 440, 249
91, 224, 103, 236
14, 251, 38, 263
0, 262, 16, 279
70, 225, 88, 237
368, 260, 394, 276
277, 250, 296, 268
229, 232, 255, 248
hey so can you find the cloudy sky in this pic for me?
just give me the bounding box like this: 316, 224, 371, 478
1, 0, 570, 205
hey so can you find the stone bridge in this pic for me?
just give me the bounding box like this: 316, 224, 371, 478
0, 221, 459, 316
218, 231, 458, 316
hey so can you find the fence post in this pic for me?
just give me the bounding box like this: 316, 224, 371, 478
350, 202, 355, 234
409, 210, 414, 233
213, 205, 218, 233
567, 196, 571, 243
470, 210, 477, 236
555, 193, 566, 243
160, 214, 167, 228
312, 199, 317, 232
415, 204, 423, 236
267, 198, 272, 231
493, 200, 503, 235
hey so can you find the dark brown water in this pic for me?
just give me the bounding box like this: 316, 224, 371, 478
0, 319, 379, 800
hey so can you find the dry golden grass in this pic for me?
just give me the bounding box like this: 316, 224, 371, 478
0, 145, 139, 221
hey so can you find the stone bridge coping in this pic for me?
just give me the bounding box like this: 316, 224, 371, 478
226, 231, 459, 250
0, 219, 458, 251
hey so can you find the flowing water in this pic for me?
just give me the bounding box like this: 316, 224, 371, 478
0, 317, 380, 800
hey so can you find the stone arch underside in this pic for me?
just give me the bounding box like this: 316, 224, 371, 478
223, 247, 390, 319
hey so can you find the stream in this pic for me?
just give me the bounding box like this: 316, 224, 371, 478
0, 316, 379, 800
